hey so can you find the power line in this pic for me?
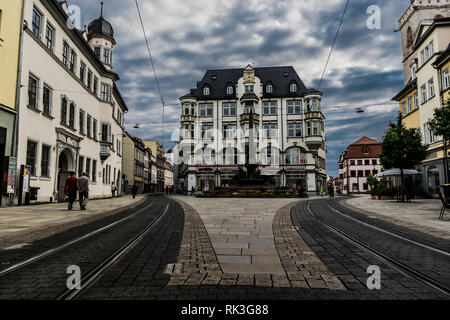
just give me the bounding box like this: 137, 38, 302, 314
134, 0, 167, 145
317, 0, 350, 90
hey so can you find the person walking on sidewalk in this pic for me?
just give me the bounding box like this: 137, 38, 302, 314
77, 172, 90, 210
64, 171, 78, 211
111, 182, 117, 198
131, 184, 138, 199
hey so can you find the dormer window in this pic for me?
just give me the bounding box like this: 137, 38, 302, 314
290, 82, 297, 92
203, 86, 210, 96
266, 84, 273, 93
227, 86, 233, 95
245, 85, 254, 93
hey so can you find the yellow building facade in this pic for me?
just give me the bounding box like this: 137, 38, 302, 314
393, 15, 450, 194
0, 0, 23, 206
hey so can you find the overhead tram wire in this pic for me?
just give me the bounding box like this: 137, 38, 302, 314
317, 0, 350, 90
134, 0, 167, 145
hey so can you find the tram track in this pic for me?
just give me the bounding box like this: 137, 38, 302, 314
305, 201, 450, 297
0, 195, 173, 300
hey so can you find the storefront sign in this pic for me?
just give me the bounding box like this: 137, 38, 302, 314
286, 166, 306, 173
6, 157, 17, 195
219, 167, 239, 173
260, 166, 280, 176
197, 167, 216, 172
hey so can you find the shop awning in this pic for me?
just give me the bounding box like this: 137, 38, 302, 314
375, 168, 418, 178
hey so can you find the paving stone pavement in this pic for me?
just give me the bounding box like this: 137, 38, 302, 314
344, 195, 450, 239
170, 196, 346, 290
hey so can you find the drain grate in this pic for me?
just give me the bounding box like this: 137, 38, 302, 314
164, 263, 184, 275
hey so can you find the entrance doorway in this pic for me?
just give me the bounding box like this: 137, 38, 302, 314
57, 149, 74, 202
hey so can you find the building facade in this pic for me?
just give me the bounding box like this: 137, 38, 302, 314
122, 133, 146, 194
175, 65, 327, 194
0, 0, 23, 206
164, 160, 174, 192
15, 0, 127, 203
338, 137, 382, 194
144, 141, 165, 192
393, 1, 450, 194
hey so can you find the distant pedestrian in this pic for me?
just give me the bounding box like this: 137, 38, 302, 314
111, 182, 117, 198
191, 186, 196, 196
131, 184, 138, 199
77, 172, 90, 210
64, 171, 78, 210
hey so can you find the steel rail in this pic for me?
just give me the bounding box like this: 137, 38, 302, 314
0, 199, 154, 277
58, 201, 171, 300
326, 200, 450, 257
305, 201, 450, 297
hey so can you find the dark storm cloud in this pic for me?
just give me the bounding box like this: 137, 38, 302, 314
70, 0, 411, 175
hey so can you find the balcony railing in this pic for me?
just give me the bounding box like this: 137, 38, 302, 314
100, 141, 112, 161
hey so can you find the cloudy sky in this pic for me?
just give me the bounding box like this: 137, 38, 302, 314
71, 0, 410, 177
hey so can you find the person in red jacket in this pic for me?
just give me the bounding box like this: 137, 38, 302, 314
64, 171, 78, 210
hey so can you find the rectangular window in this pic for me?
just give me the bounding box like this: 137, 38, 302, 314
201, 124, 213, 139
263, 101, 277, 115
69, 103, 75, 128
365, 170, 371, 177
45, 24, 54, 51
80, 62, 86, 83
421, 85, 427, 103
402, 102, 406, 115
87, 69, 92, 89
93, 119, 97, 140
87, 115, 92, 138
78, 156, 84, 177
443, 68, 450, 90
93, 76, 99, 96
28, 75, 38, 109
372, 159, 377, 165
365, 160, 370, 165
311, 99, 320, 111
61, 97, 67, 124
350, 171, 356, 178
357, 160, 363, 165
414, 92, 418, 109
41, 145, 50, 177
199, 103, 213, 117
43, 85, 52, 116
62, 41, 69, 65
86, 158, 91, 180
103, 48, 110, 64
79, 110, 85, 134
428, 78, 435, 98
102, 123, 110, 142
312, 121, 319, 135
287, 122, 302, 137
408, 96, 412, 113
92, 160, 97, 182
287, 100, 302, 114
223, 103, 236, 116
69, 49, 76, 73
223, 124, 237, 139
101, 83, 111, 102
245, 85, 254, 93
262, 123, 277, 138
27, 140, 37, 176
94, 47, 101, 59
32, 8, 42, 38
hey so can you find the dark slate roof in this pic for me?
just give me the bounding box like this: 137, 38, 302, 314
240, 93, 259, 101
392, 78, 417, 101
182, 66, 315, 101
88, 16, 115, 44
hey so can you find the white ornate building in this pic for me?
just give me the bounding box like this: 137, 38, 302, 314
15, 0, 127, 203
175, 65, 327, 194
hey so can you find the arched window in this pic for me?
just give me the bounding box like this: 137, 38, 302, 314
407, 27, 413, 47
285, 147, 306, 165
260, 147, 280, 165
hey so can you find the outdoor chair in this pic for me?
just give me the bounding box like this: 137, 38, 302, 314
439, 192, 449, 221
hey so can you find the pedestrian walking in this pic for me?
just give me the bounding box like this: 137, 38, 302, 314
64, 171, 78, 210
111, 182, 117, 198
77, 172, 90, 210
131, 184, 138, 199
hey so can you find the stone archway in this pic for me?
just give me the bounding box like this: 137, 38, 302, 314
57, 148, 75, 202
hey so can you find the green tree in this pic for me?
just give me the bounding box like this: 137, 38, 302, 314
428, 98, 450, 184
366, 173, 377, 194
379, 112, 428, 202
